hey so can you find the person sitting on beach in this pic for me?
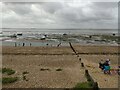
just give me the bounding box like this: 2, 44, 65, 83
104, 65, 111, 74
108, 59, 111, 65
104, 60, 109, 66
99, 60, 104, 70
103, 59, 111, 74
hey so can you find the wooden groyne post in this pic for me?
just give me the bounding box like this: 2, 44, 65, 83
81, 62, 84, 67
69, 42, 77, 55
85, 69, 99, 90
57, 43, 61, 47
79, 58, 81, 62
93, 82, 99, 90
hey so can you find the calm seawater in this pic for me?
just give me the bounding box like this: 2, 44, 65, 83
1, 28, 118, 35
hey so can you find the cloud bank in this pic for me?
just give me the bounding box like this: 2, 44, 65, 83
1, 1, 118, 29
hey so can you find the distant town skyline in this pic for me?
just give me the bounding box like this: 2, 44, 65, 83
0, 1, 118, 30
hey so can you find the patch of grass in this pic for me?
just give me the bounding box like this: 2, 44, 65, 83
0, 78, 2, 83
0, 69, 2, 73
2, 68, 15, 75
74, 82, 92, 89
56, 68, 62, 71
2, 77, 18, 84
22, 71, 29, 75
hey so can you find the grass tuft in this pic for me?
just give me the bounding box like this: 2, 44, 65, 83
74, 82, 92, 89
2, 77, 18, 84
2, 68, 15, 75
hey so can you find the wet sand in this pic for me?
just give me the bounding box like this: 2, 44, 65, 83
2, 45, 119, 88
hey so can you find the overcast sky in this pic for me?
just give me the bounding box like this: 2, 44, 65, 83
0, 1, 118, 29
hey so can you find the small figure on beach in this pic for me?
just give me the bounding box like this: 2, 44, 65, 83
46, 43, 49, 46
15, 42, 17, 47
99, 60, 104, 70
30, 43, 32, 46
23, 43, 25, 46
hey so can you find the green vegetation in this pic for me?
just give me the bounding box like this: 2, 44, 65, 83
0, 78, 2, 83
2, 68, 15, 75
2, 77, 18, 84
74, 82, 92, 89
0, 69, 2, 73
2, 68, 18, 84
56, 68, 62, 71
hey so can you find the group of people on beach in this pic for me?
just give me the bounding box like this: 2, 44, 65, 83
99, 59, 111, 74
99, 59, 120, 75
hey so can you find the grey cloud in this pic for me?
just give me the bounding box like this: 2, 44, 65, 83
54, 2, 116, 24
2, 2, 118, 29
40, 2, 64, 14
93, 2, 118, 9
3, 2, 32, 15
55, 7, 82, 23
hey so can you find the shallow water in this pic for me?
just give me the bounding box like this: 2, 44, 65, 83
1, 28, 119, 46
2, 40, 70, 47
1, 28, 118, 35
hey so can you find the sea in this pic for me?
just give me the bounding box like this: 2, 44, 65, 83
1, 28, 118, 34
0, 28, 119, 46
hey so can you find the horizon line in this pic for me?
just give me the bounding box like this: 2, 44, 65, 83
1, 28, 118, 30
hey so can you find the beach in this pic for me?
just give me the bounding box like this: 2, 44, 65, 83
2, 44, 119, 88
1, 1, 119, 89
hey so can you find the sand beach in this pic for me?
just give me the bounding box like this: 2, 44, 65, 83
2, 44, 119, 88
